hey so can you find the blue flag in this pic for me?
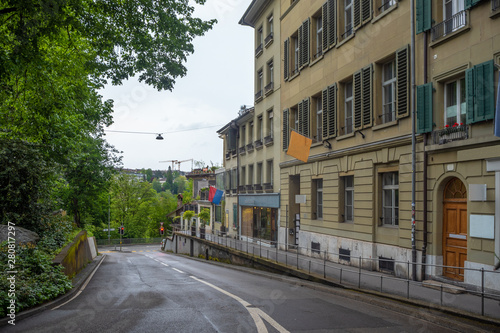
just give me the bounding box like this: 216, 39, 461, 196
212, 189, 223, 205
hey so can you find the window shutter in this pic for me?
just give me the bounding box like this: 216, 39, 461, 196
298, 101, 304, 134
354, 70, 362, 129
361, 0, 372, 24
298, 25, 304, 68
396, 45, 409, 118
416, 0, 432, 34
322, 2, 329, 52
284, 38, 289, 81
465, 0, 483, 9
303, 98, 310, 138
354, 0, 361, 29
328, 0, 337, 48
362, 65, 372, 128
474, 60, 495, 122
416, 83, 433, 133
328, 84, 337, 137
283, 108, 290, 150
228, 128, 237, 151
302, 18, 310, 67
465, 67, 475, 124
322, 88, 329, 139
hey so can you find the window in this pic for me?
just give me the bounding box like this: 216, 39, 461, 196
344, 176, 354, 222
267, 110, 273, 138
265, 14, 274, 46
344, 0, 354, 39
265, 60, 274, 94
215, 205, 222, 222
382, 172, 399, 226
257, 115, 263, 141
379, 0, 396, 13
313, 11, 323, 59
314, 95, 323, 141
249, 121, 254, 143
266, 160, 273, 184
293, 34, 300, 75
256, 26, 263, 57
313, 179, 323, 219
241, 166, 246, 186
323, 84, 337, 139
382, 60, 396, 123
248, 164, 254, 186
344, 81, 354, 134
292, 106, 299, 131
257, 163, 263, 185
240, 125, 246, 147
444, 78, 466, 127
444, 0, 465, 34
256, 69, 263, 101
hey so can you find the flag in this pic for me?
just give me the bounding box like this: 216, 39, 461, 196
495, 67, 500, 137
208, 186, 223, 205
286, 130, 312, 163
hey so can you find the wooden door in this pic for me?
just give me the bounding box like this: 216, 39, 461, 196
442, 178, 467, 281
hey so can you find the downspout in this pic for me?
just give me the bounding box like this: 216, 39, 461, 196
421, 31, 429, 281
232, 121, 241, 240
411, 0, 417, 281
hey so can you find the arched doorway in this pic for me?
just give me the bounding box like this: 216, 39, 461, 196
442, 178, 467, 281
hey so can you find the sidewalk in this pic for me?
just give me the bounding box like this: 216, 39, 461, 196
193, 233, 500, 324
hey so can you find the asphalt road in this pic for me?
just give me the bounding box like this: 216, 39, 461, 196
3, 245, 494, 332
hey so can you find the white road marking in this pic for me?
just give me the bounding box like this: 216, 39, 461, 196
190, 276, 289, 333
172, 268, 184, 274
52, 255, 106, 310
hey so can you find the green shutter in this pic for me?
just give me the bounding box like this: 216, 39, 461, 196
465, 0, 483, 9
362, 65, 372, 128
416, 0, 432, 34
283, 108, 290, 150
396, 45, 410, 118
284, 38, 289, 81
228, 128, 237, 151
416, 83, 433, 133
354, 70, 362, 129
328, 84, 337, 137
233, 203, 237, 228
465, 67, 475, 124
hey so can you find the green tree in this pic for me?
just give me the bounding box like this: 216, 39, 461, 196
198, 208, 210, 226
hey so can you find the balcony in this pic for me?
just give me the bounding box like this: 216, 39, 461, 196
254, 184, 263, 192
255, 139, 263, 150
264, 33, 273, 47
264, 82, 274, 95
263, 183, 273, 192
255, 90, 263, 103
238, 146, 246, 155
225, 152, 231, 160
246, 143, 254, 153
238, 185, 246, 193
264, 135, 274, 146
245, 184, 254, 192
431, 10, 467, 42
430, 124, 469, 145
255, 43, 263, 57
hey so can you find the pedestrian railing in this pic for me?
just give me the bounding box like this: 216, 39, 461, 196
175, 229, 500, 320
96, 237, 163, 246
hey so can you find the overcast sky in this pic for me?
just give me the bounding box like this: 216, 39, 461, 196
100, 0, 254, 171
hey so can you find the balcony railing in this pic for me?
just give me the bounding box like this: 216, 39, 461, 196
340, 118, 353, 136
238, 146, 246, 155
263, 183, 273, 191
340, 26, 353, 41
255, 139, 263, 149
431, 124, 469, 145
255, 90, 263, 102
225, 152, 231, 160
264, 135, 274, 145
431, 10, 467, 42
255, 43, 263, 57
493, 0, 500, 11
245, 185, 254, 191
246, 143, 254, 152
378, 0, 396, 13
254, 184, 263, 191
379, 108, 396, 124
238, 185, 246, 192
264, 82, 274, 95
264, 33, 273, 47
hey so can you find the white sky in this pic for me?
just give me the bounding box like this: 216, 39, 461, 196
100, 0, 254, 171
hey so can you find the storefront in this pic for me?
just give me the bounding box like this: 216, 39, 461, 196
239, 193, 279, 243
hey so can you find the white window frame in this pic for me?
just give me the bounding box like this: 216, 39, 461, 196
382, 60, 397, 123
444, 77, 466, 127
345, 81, 353, 134
316, 15, 323, 56
316, 179, 323, 219
316, 96, 323, 141
345, 0, 353, 37
344, 176, 354, 222
382, 172, 399, 226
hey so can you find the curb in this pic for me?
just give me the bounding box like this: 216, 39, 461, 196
0, 254, 106, 327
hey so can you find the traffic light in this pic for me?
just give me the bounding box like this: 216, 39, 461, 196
160, 226, 164, 235
119, 226, 124, 235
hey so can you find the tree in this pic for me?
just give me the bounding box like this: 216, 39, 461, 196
198, 208, 210, 227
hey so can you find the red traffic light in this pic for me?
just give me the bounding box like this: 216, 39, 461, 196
160, 226, 164, 235
120, 226, 124, 235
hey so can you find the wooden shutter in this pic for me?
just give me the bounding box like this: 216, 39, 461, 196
228, 128, 237, 151
416, 83, 433, 133
361, 0, 372, 24
322, 88, 329, 139
416, 0, 432, 34
322, 2, 329, 53
302, 98, 310, 138
354, 0, 361, 29
301, 18, 310, 67
396, 45, 409, 118
328, 84, 337, 137
284, 38, 289, 81
298, 101, 304, 134
465, 0, 483, 9
298, 25, 304, 68
328, 0, 337, 48
465, 67, 475, 124
362, 65, 372, 128
283, 108, 290, 150
354, 70, 362, 129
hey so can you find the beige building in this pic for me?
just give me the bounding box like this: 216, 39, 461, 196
276, 0, 500, 289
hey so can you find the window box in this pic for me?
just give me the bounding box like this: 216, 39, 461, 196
255, 43, 263, 57
431, 124, 469, 145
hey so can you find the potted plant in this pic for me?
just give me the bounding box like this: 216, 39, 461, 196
198, 208, 210, 240
183, 210, 195, 236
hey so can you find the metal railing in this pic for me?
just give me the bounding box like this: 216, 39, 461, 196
96, 237, 163, 246
493, 0, 500, 11
174, 230, 500, 319
431, 124, 469, 145
431, 10, 467, 42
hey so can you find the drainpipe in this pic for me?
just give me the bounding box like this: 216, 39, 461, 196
232, 121, 241, 240
421, 30, 429, 281
411, 0, 417, 281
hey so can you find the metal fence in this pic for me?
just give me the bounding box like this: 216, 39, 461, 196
178, 230, 500, 319
96, 237, 163, 246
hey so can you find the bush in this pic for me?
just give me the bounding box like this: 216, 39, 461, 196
0, 242, 72, 317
